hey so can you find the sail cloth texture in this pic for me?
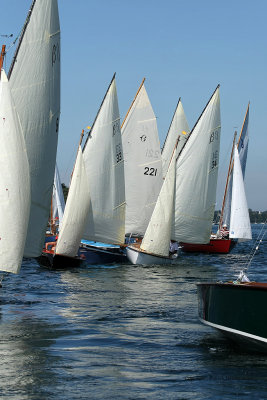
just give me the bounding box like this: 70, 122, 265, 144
229, 147, 252, 241
223, 105, 249, 228
56, 147, 90, 257
172, 87, 221, 244
122, 84, 163, 236
82, 78, 125, 245
52, 163, 65, 229
141, 151, 176, 257
0, 71, 30, 273
9, 0, 61, 257
161, 100, 189, 178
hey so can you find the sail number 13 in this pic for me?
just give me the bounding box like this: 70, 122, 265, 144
144, 167, 157, 176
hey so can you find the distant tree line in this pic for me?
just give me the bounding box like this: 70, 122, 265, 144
214, 209, 267, 224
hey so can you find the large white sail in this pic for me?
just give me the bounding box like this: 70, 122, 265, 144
222, 104, 250, 228
82, 76, 125, 244
140, 150, 176, 257
122, 80, 163, 236
56, 147, 90, 257
229, 146, 252, 241
161, 99, 189, 178
52, 163, 65, 229
173, 86, 221, 243
0, 70, 30, 273
8, 0, 61, 257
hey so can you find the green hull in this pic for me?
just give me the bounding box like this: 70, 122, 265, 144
197, 282, 267, 351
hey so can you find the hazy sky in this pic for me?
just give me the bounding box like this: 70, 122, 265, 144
2, 0, 267, 210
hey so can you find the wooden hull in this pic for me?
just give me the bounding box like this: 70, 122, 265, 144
126, 245, 179, 265
180, 238, 236, 254
197, 282, 267, 352
79, 244, 127, 264
37, 250, 84, 269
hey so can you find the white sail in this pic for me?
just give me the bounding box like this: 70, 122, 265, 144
173, 86, 221, 243
140, 150, 176, 257
52, 163, 65, 229
229, 146, 252, 241
82, 76, 125, 244
223, 104, 250, 228
9, 0, 61, 257
161, 99, 189, 178
56, 147, 90, 257
0, 70, 30, 273
122, 81, 163, 236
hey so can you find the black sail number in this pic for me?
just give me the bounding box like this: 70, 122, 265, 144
144, 167, 157, 176
52, 42, 60, 66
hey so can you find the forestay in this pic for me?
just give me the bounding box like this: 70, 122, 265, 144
161, 99, 189, 178
56, 147, 90, 257
141, 150, 176, 257
122, 82, 163, 236
0, 71, 30, 273
8, 0, 61, 257
82, 76, 125, 245
173, 86, 221, 244
229, 146, 252, 241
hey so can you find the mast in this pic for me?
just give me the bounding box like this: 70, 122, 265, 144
0, 45, 6, 80
177, 84, 220, 160
218, 131, 237, 231
161, 97, 181, 152
8, 0, 37, 79
121, 77, 145, 129
83, 73, 116, 150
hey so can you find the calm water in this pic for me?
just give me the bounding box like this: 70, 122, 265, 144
1, 225, 267, 399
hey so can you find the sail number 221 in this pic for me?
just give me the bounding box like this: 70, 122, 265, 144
144, 167, 157, 176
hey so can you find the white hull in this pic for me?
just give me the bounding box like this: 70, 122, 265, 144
126, 245, 180, 265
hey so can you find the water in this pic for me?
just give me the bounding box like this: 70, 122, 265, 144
1, 225, 267, 399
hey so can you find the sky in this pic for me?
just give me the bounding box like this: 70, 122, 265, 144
1, 0, 267, 210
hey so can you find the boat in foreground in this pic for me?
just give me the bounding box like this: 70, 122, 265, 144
197, 281, 267, 352
37, 249, 84, 269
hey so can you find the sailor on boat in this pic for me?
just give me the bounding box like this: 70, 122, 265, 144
217, 224, 229, 239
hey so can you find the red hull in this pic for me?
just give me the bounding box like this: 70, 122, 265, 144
180, 238, 236, 254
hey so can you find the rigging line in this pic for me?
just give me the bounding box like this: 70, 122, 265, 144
244, 220, 267, 271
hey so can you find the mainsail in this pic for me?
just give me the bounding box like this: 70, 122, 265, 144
82, 75, 125, 245
161, 99, 189, 178
229, 146, 252, 241
0, 70, 30, 273
222, 103, 250, 228
8, 0, 61, 257
173, 86, 221, 243
121, 79, 163, 236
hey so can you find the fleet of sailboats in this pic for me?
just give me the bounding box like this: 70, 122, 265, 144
127, 85, 221, 264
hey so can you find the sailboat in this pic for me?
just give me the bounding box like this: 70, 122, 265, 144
8, 0, 61, 258
161, 98, 189, 178
181, 103, 251, 253
197, 149, 260, 352
126, 85, 221, 265
39, 74, 127, 268
121, 78, 163, 239
52, 163, 65, 231
0, 69, 31, 274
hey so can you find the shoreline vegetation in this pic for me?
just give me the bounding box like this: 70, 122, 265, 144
214, 209, 267, 224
